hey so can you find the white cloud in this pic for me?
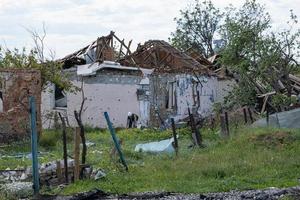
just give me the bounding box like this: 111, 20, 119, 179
0, 0, 299, 58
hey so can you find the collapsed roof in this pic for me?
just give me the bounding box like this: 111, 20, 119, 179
59, 31, 132, 68
59, 32, 213, 75
119, 40, 211, 74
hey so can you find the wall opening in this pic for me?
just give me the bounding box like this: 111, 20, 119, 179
166, 81, 176, 109
54, 85, 67, 108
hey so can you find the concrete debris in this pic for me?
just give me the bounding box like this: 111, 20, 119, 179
0, 169, 26, 184
0, 159, 75, 185
0, 159, 107, 189
1, 182, 33, 198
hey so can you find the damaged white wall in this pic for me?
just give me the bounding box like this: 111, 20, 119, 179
41, 68, 235, 129
67, 77, 140, 128
175, 75, 217, 118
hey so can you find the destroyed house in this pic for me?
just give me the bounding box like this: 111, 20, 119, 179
42, 32, 233, 128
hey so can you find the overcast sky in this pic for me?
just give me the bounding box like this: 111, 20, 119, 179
0, 0, 299, 58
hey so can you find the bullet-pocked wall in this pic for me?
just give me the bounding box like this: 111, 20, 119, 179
0, 69, 41, 143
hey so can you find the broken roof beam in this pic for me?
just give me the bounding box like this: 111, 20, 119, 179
113, 34, 132, 56
117, 39, 124, 59
126, 40, 132, 56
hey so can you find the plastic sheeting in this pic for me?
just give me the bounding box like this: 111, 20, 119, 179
252, 108, 300, 128
135, 138, 175, 153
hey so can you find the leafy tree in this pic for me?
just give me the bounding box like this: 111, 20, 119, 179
220, 0, 300, 108
170, 0, 223, 57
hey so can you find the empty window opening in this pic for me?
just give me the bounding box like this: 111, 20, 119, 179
166, 81, 176, 109
55, 85, 67, 108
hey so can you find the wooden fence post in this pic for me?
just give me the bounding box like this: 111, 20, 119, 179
243, 107, 248, 124
29, 96, 39, 195
188, 108, 202, 146
58, 113, 68, 184
56, 160, 62, 184
171, 118, 178, 156
220, 113, 227, 138
220, 111, 230, 138
247, 107, 254, 123
225, 111, 230, 136
74, 127, 80, 181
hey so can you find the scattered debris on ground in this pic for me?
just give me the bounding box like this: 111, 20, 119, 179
1, 181, 33, 198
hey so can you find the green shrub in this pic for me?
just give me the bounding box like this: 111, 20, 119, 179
39, 130, 60, 149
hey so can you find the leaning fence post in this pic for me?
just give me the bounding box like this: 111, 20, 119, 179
104, 112, 128, 171
243, 107, 248, 124
29, 96, 39, 195
188, 108, 202, 146
171, 118, 178, 156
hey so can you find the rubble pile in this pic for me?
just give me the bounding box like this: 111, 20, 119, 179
0, 159, 105, 187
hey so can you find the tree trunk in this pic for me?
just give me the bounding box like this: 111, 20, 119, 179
74, 111, 87, 167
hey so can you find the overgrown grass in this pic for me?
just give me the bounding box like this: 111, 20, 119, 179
61, 126, 300, 195
0, 126, 299, 196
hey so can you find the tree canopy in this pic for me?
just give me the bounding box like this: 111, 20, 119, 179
170, 0, 223, 57
172, 0, 300, 109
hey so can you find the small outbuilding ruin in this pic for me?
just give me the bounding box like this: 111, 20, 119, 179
0, 69, 41, 143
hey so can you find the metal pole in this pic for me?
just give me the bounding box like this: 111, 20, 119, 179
104, 112, 128, 171
29, 96, 39, 195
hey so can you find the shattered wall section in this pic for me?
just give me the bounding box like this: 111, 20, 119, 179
0, 69, 41, 143
148, 74, 218, 127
